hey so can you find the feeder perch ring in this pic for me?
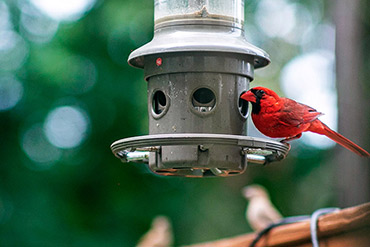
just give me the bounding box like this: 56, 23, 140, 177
111, 134, 290, 176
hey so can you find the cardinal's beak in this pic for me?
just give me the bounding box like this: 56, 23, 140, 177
241, 90, 256, 103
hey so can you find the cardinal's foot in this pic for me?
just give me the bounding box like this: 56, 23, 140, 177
280, 133, 302, 143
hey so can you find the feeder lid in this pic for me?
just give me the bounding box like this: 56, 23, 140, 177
128, 22, 270, 69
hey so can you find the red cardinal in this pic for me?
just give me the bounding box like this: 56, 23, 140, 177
241, 86, 370, 157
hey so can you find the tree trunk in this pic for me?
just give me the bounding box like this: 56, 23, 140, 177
334, 0, 370, 207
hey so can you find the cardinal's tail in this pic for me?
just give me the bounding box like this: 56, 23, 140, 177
309, 120, 370, 157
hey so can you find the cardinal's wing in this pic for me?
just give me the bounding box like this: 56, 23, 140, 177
277, 98, 323, 127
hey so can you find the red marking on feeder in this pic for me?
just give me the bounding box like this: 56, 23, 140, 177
156, 57, 162, 66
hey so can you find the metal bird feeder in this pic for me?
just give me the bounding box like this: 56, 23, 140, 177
111, 0, 289, 177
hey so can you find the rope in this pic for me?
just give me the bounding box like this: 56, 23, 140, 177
249, 207, 340, 247
310, 208, 340, 247
249, 215, 310, 247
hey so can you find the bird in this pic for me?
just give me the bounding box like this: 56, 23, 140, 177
242, 184, 283, 232
241, 86, 370, 157
136, 216, 173, 247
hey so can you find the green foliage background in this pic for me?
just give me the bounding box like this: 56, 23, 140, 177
0, 0, 369, 246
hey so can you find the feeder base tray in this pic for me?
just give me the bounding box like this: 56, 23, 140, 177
111, 133, 290, 177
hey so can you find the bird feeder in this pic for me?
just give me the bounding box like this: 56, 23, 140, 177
111, 0, 289, 177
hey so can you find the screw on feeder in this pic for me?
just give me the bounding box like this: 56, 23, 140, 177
110, 0, 290, 177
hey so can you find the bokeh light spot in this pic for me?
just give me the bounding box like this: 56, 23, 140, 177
255, 0, 296, 39
20, 3, 59, 43
281, 50, 336, 149
0, 31, 29, 71
21, 124, 62, 167
30, 0, 96, 22
0, 2, 12, 31
0, 75, 24, 111
44, 106, 89, 149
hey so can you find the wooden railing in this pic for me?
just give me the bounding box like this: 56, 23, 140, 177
185, 202, 370, 247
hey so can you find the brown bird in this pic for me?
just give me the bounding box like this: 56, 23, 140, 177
242, 184, 282, 232
136, 216, 173, 247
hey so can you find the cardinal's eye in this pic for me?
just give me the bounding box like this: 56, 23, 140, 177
256, 90, 265, 97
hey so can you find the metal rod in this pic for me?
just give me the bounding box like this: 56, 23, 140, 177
118, 151, 149, 163
246, 154, 266, 165
119, 150, 268, 166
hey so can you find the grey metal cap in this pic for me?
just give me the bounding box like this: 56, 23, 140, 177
128, 20, 270, 69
